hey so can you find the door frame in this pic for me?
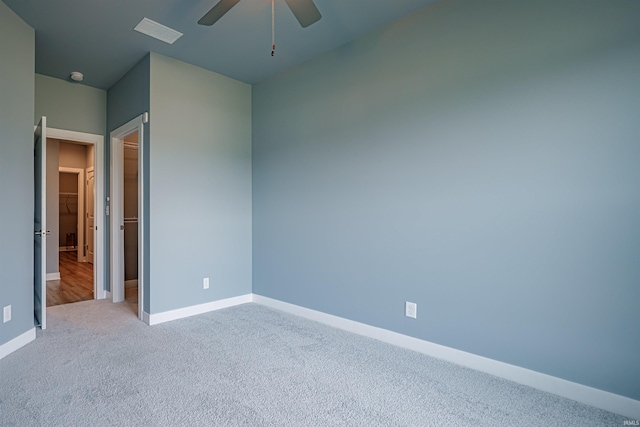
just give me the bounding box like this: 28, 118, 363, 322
48, 127, 105, 299
110, 114, 146, 320
58, 167, 85, 262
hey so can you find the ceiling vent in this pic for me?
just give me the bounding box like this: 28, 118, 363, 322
134, 18, 183, 44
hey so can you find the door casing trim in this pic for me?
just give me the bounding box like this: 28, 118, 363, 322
48, 127, 105, 300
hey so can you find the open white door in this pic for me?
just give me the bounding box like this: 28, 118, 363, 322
34, 117, 47, 329
86, 167, 95, 264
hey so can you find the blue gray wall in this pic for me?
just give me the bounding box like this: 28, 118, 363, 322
106, 54, 151, 308
0, 1, 35, 346
252, 0, 640, 400
148, 54, 252, 314
107, 55, 150, 137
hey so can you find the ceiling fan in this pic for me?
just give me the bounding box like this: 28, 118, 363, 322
198, 0, 322, 28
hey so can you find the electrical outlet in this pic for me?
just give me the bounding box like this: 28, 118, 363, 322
3, 305, 11, 323
405, 301, 417, 319
203, 277, 209, 290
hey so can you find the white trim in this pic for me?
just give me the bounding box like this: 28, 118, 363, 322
251, 294, 640, 420
58, 166, 85, 262
46, 272, 61, 281
48, 127, 105, 300
142, 311, 151, 325
48, 128, 102, 145
137, 121, 145, 321
147, 294, 252, 326
0, 328, 36, 360
110, 114, 146, 320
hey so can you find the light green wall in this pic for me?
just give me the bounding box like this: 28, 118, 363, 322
35, 74, 106, 136
149, 53, 252, 313
0, 1, 35, 347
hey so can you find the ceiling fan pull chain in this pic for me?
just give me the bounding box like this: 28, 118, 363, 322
271, 0, 276, 56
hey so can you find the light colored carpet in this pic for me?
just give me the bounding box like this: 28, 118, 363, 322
0, 300, 625, 426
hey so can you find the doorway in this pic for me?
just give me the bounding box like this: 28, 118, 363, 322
34, 121, 105, 329
49, 128, 105, 305
46, 137, 103, 307
110, 114, 146, 320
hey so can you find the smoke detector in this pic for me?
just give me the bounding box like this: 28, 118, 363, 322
70, 71, 84, 82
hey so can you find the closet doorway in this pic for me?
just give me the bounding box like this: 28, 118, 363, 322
110, 114, 145, 320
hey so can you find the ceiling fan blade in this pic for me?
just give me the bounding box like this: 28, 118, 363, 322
283, 0, 322, 28
198, 0, 241, 26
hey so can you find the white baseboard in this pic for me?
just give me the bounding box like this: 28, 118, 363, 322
0, 328, 36, 360
147, 294, 252, 326
251, 294, 640, 420
46, 272, 61, 281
